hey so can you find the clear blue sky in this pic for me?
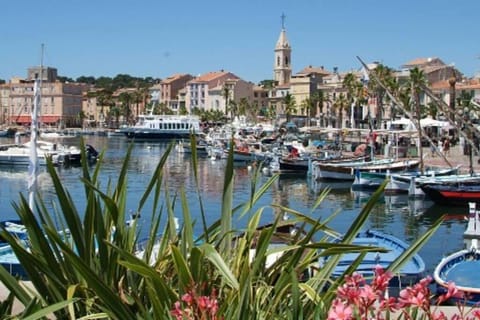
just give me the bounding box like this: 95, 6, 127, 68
2, 0, 479, 84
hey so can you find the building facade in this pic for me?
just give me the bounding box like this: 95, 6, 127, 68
159, 74, 193, 113
1, 69, 86, 128
185, 70, 240, 113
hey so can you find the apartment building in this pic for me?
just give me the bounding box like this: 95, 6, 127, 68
185, 70, 240, 113
0, 67, 86, 127
159, 74, 193, 113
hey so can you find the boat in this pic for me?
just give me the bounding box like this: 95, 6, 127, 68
315, 158, 420, 181
176, 139, 209, 156
353, 166, 460, 192
0, 220, 29, 279
0, 143, 57, 166
323, 229, 426, 287
434, 202, 480, 305
119, 113, 201, 140
234, 221, 314, 279
0, 140, 98, 167
421, 184, 480, 206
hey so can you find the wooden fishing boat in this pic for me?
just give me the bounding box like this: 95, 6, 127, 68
324, 229, 426, 287
316, 158, 420, 181
353, 166, 460, 192
421, 184, 480, 206
0, 220, 29, 279
434, 202, 480, 305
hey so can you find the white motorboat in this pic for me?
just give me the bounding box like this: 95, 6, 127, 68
119, 113, 201, 140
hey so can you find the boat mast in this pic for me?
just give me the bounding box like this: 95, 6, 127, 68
28, 44, 44, 210
419, 84, 480, 175
356, 56, 453, 170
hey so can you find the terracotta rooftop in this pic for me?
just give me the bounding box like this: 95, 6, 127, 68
295, 65, 331, 76
162, 73, 190, 84
402, 57, 445, 68
430, 79, 480, 90
190, 71, 238, 83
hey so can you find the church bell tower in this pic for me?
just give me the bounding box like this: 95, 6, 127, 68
274, 13, 292, 85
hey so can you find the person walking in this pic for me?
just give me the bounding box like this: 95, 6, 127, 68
443, 138, 450, 157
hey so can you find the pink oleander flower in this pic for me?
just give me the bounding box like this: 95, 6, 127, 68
371, 265, 393, 293
378, 296, 399, 313
182, 292, 194, 305
170, 286, 221, 320
437, 281, 464, 304
328, 298, 353, 320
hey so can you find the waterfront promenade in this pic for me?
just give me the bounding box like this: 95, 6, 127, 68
422, 145, 480, 173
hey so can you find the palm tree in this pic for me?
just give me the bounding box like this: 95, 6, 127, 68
95, 89, 114, 127
311, 90, 329, 127
408, 67, 427, 172
118, 91, 133, 125
283, 93, 296, 123
238, 97, 250, 121
222, 85, 231, 118
332, 93, 348, 129
369, 64, 393, 129
227, 100, 237, 120
300, 98, 313, 126
342, 73, 363, 128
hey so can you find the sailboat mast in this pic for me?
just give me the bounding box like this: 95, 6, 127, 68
28, 44, 44, 210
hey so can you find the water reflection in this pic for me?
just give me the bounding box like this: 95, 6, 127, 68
0, 136, 472, 275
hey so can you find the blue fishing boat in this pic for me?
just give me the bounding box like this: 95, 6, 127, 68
325, 230, 426, 287
434, 202, 480, 305
0, 220, 29, 279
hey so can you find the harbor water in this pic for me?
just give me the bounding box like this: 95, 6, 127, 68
0, 135, 470, 277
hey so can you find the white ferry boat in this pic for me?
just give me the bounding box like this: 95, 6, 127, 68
120, 114, 201, 140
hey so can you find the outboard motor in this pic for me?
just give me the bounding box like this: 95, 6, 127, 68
85, 144, 99, 161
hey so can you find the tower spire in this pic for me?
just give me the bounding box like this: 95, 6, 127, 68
274, 13, 291, 85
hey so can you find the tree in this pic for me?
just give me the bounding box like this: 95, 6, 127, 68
342, 73, 363, 128
369, 64, 393, 129
258, 79, 276, 88
283, 93, 296, 123
222, 85, 231, 118
311, 90, 329, 127
300, 98, 313, 126
227, 100, 238, 120
238, 97, 250, 121
94, 89, 114, 127
118, 92, 133, 125
76, 76, 96, 85
77, 110, 86, 128
332, 93, 348, 128
408, 67, 427, 172
57, 76, 74, 83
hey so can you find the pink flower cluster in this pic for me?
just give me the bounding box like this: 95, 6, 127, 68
328, 265, 480, 320
171, 287, 221, 320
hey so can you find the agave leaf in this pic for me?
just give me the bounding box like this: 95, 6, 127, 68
341, 180, 386, 244
136, 141, 173, 213
56, 242, 136, 318
179, 188, 194, 255
200, 243, 239, 289
219, 138, 235, 254
20, 299, 79, 320
171, 245, 194, 288
387, 214, 443, 274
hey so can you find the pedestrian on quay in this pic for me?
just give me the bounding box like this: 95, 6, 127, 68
443, 138, 450, 157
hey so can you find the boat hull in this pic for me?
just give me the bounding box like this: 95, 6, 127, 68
123, 131, 193, 140
326, 230, 426, 287
421, 184, 480, 206
434, 249, 480, 305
